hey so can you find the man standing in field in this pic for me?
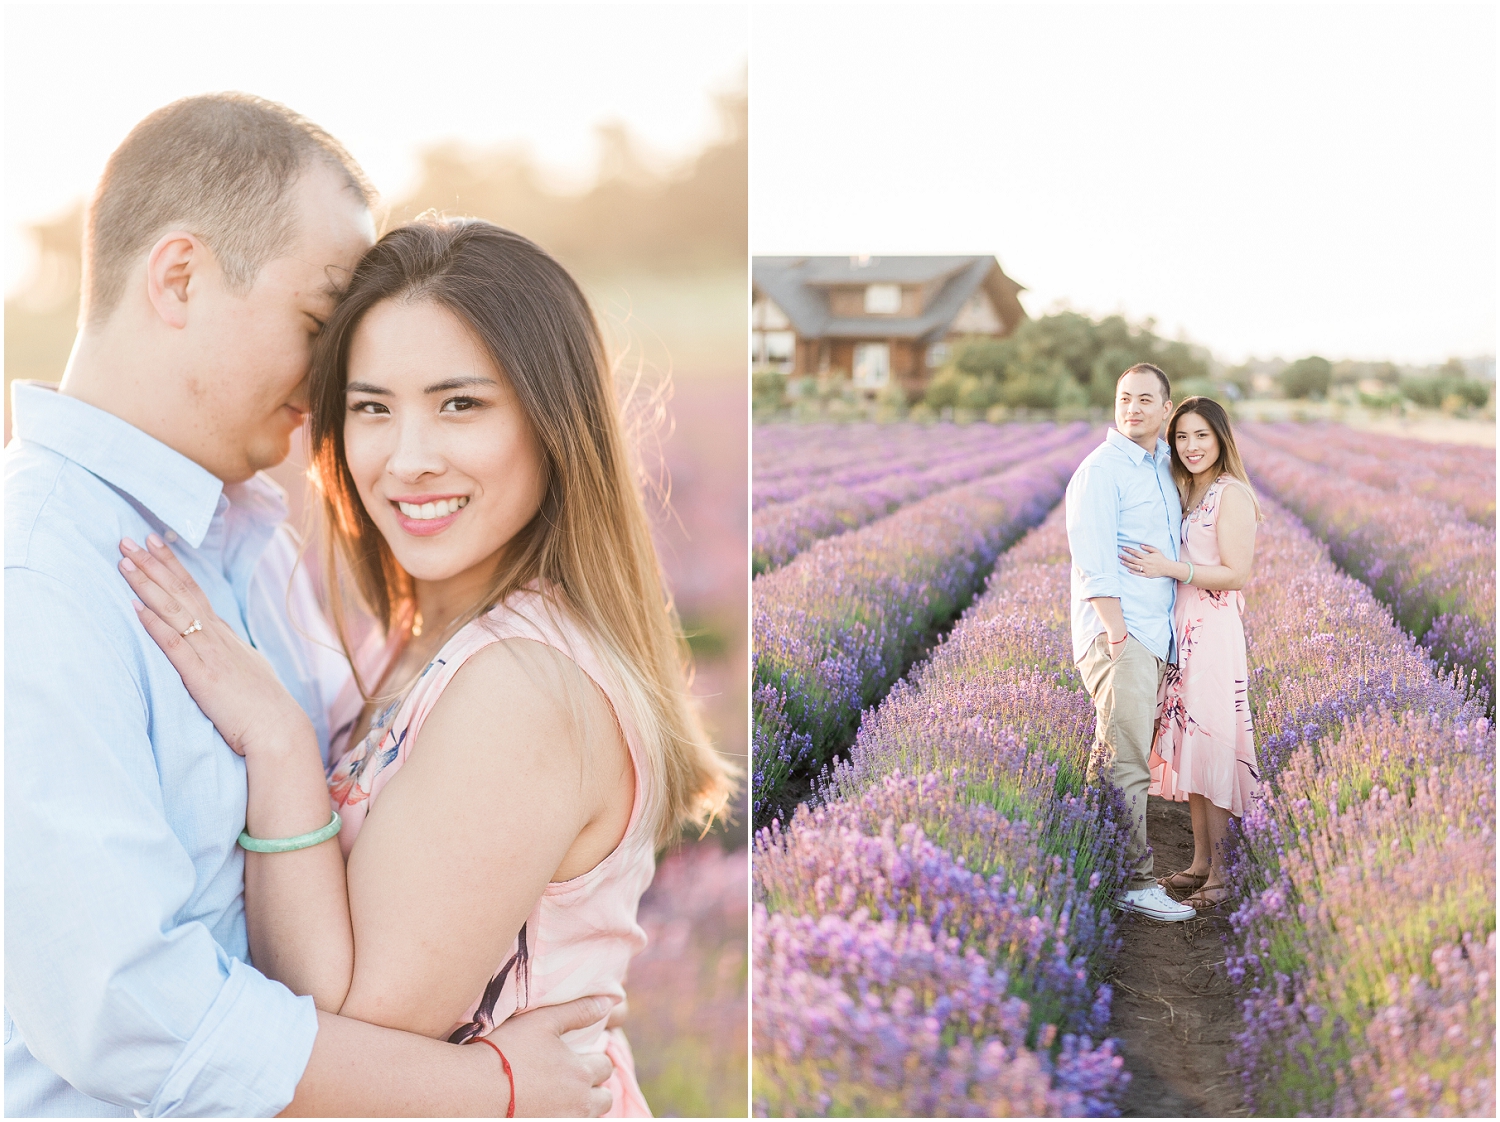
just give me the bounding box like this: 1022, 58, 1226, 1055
1065, 363, 1195, 922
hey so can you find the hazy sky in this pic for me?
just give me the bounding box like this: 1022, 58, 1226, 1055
4, 1, 747, 295
752, 2, 1495, 365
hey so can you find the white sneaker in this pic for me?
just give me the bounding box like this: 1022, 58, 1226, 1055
1116, 884, 1196, 922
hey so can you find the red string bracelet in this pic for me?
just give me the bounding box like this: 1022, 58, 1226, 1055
466, 1037, 515, 1118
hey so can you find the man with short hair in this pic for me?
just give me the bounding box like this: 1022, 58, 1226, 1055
1065, 362, 1196, 923
6, 93, 613, 1117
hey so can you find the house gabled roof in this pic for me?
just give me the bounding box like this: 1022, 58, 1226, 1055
751, 255, 1025, 342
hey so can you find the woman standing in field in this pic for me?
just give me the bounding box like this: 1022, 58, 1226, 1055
1120, 396, 1263, 912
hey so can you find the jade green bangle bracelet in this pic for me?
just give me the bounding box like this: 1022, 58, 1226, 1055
238, 810, 342, 853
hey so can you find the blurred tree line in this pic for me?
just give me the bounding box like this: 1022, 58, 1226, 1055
1394, 358, 1490, 410
923, 310, 1214, 412
384, 90, 745, 274
1223, 353, 1491, 412
5, 89, 746, 425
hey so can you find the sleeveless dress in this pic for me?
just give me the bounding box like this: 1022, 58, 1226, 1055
1149, 475, 1261, 817
324, 585, 656, 1117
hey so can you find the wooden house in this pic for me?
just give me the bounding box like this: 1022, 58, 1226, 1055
751, 255, 1026, 397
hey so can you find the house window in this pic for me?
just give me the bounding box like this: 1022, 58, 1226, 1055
926, 342, 951, 369
764, 331, 796, 372
852, 342, 891, 389
864, 284, 901, 315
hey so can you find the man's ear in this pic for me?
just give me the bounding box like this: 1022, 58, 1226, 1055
145, 231, 207, 329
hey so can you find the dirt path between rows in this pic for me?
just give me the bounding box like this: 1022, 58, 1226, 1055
1106, 796, 1251, 1118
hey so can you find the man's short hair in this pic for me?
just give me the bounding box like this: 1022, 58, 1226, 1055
83, 92, 376, 324
1118, 362, 1171, 402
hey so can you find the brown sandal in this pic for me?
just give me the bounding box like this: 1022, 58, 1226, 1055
1184, 883, 1231, 911
1158, 870, 1209, 895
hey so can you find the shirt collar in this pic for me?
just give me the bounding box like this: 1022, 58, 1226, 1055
1106, 425, 1169, 465
10, 381, 286, 547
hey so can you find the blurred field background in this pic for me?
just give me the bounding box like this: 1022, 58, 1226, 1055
5, 7, 747, 1114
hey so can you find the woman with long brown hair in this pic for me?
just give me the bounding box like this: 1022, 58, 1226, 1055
115, 218, 734, 1116
1119, 395, 1263, 912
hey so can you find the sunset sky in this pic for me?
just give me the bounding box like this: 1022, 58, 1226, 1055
752, 2, 1495, 365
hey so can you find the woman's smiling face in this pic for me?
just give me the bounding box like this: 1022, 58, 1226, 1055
343, 297, 547, 587
1173, 411, 1221, 478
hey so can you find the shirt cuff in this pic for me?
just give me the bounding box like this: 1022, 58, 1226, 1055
146, 958, 318, 1118
1077, 573, 1121, 601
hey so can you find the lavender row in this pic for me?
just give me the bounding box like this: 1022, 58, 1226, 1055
1272, 421, 1494, 504
752, 420, 992, 478
1222, 495, 1494, 1114
754, 474, 1493, 1113
752, 422, 961, 494
754, 426, 1016, 514
831, 507, 1127, 1018
754, 422, 1013, 510
1244, 421, 1495, 529
751, 431, 1097, 824
753, 423, 1087, 573
1237, 429, 1495, 697
753, 510, 1132, 1116
751, 427, 880, 502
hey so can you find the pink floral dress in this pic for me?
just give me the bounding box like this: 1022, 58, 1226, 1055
1149, 474, 1261, 817
324, 585, 656, 1117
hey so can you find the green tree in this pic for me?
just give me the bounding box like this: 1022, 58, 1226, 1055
1001, 356, 1070, 409
752, 370, 786, 414
923, 368, 964, 409
1280, 356, 1333, 399
1402, 359, 1490, 411
950, 336, 1017, 380
1155, 339, 1211, 393
1224, 363, 1255, 399
957, 375, 998, 412
937, 312, 1216, 414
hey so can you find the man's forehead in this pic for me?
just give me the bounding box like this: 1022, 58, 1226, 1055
287, 169, 374, 259
1117, 376, 1158, 397
281, 234, 368, 301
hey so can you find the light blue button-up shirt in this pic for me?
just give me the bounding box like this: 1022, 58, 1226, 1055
4, 382, 351, 1117
1064, 427, 1182, 664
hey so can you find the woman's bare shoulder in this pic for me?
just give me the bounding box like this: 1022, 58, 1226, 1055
1215, 478, 1260, 526
419, 636, 624, 771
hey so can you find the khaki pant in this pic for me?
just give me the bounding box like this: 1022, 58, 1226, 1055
1077, 632, 1166, 891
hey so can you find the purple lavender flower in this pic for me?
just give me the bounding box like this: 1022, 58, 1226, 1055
754, 422, 1012, 509
1221, 491, 1495, 1114
751, 423, 1495, 1116
754, 423, 1087, 573
1238, 426, 1495, 697
753, 904, 1128, 1117
1248, 421, 1494, 529
753, 432, 1099, 822
754, 505, 1134, 1116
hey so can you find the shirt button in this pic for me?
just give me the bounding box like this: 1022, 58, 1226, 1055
164, 530, 178, 544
